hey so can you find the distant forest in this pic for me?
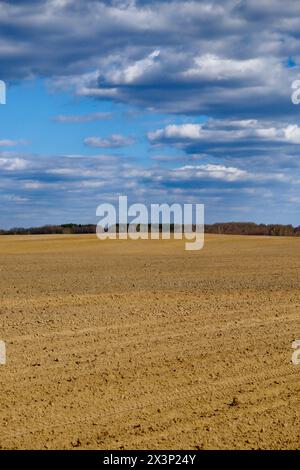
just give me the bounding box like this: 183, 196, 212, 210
1, 222, 300, 237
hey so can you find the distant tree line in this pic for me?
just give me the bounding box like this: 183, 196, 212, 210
0, 223, 96, 235
1, 222, 300, 237
204, 222, 299, 237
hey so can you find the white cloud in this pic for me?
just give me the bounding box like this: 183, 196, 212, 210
148, 120, 300, 147
84, 134, 135, 148
53, 112, 112, 123
174, 164, 249, 182
182, 54, 267, 81
0, 158, 29, 171
0, 139, 28, 147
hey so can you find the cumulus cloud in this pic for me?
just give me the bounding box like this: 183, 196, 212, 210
0, 0, 299, 118
174, 164, 249, 183
0, 157, 29, 171
148, 119, 300, 157
149, 120, 281, 143
0, 148, 295, 228
54, 51, 294, 118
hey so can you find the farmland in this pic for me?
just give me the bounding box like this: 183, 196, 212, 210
0, 234, 299, 449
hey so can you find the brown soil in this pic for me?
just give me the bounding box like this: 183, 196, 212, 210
0, 234, 299, 449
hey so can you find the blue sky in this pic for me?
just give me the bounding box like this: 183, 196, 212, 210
1, 0, 300, 228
